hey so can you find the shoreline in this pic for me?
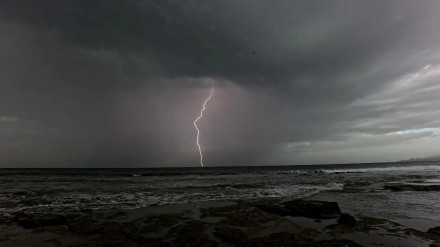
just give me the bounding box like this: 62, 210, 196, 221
1, 198, 440, 246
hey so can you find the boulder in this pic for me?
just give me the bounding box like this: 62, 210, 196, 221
384, 184, 404, 191
283, 200, 341, 219
304, 239, 363, 247
337, 213, 356, 227
15, 213, 67, 229
255, 203, 291, 216
67, 217, 103, 235
384, 183, 440, 192
428, 226, 440, 236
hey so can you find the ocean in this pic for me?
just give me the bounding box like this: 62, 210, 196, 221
1, 161, 440, 230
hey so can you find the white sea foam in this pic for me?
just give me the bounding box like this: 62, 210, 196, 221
322, 164, 440, 174
1, 163, 439, 216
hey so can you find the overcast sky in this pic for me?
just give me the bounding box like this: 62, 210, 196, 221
0, 0, 439, 167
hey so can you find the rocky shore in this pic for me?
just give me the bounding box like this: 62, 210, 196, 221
1, 199, 440, 247
384, 182, 440, 192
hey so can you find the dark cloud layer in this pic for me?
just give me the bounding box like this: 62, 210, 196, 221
0, 1, 439, 167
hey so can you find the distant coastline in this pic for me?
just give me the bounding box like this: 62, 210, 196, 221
398, 155, 440, 163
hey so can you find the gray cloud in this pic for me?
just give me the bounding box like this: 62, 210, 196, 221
0, 0, 439, 166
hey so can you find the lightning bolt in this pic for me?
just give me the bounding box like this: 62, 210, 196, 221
193, 81, 214, 167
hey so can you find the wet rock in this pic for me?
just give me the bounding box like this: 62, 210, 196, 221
337, 213, 356, 227
304, 239, 363, 247
201, 204, 276, 227
14, 213, 67, 229
255, 203, 291, 216
80, 208, 93, 213
283, 200, 341, 219
170, 220, 216, 247
67, 217, 103, 235
253, 232, 299, 246
214, 226, 250, 246
428, 226, 440, 236
65, 213, 83, 220
383, 184, 408, 191
0, 201, 18, 208
141, 214, 180, 233
99, 222, 130, 242
384, 183, 440, 191
21, 198, 51, 207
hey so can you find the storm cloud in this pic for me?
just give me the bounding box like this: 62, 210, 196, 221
0, 0, 439, 167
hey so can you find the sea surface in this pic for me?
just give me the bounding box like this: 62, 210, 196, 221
1, 162, 440, 229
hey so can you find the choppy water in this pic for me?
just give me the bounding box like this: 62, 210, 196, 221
1, 162, 440, 225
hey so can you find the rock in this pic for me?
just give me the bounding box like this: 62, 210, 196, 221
337, 213, 356, 227
428, 226, 440, 236
14, 213, 67, 229
252, 232, 298, 246
283, 200, 341, 219
304, 239, 363, 247
255, 203, 291, 216
67, 217, 103, 235
384, 184, 404, 191
172, 220, 216, 246
21, 198, 51, 207
80, 208, 93, 213
384, 183, 440, 191
214, 226, 250, 246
